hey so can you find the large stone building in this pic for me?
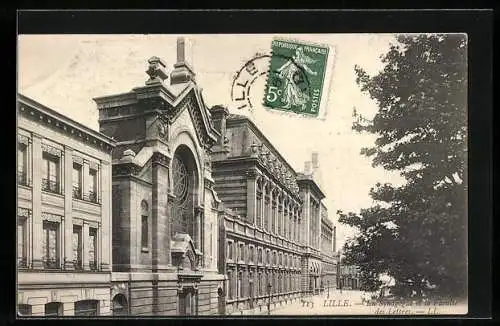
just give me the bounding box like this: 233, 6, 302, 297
94, 39, 225, 316
319, 202, 337, 291
211, 111, 337, 313
17, 94, 116, 316
211, 111, 305, 313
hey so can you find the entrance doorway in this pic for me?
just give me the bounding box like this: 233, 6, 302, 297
112, 294, 128, 316
217, 287, 225, 315
178, 287, 197, 316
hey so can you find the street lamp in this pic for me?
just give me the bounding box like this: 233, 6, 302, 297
327, 280, 330, 298
249, 279, 254, 309
339, 254, 343, 294
267, 284, 272, 315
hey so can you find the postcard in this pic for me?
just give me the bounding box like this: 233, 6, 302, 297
17, 32, 468, 317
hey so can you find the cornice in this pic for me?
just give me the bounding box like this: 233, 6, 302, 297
226, 116, 297, 177
297, 177, 326, 200
93, 92, 138, 109
18, 94, 116, 153
112, 162, 141, 177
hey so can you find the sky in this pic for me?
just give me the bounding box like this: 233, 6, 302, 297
17, 34, 405, 250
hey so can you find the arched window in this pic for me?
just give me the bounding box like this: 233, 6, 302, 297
263, 183, 271, 231
74, 300, 99, 316
227, 270, 233, 300
18, 304, 32, 316
277, 193, 282, 236
256, 179, 263, 228
237, 272, 243, 298
112, 294, 128, 316
141, 200, 149, 251
45, 302, 63, 316
171, 146, 198, 241
271, 189, 277, 234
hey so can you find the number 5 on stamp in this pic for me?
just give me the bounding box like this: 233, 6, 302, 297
264, 39, 329, 116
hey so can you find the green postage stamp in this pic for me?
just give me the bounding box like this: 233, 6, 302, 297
264, 39, 330, 116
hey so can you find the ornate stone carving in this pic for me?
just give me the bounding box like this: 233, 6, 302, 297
89, 161, 99, 171
122, 149, 136, 159
167, 92, 217, 149
223, 135, 230, 150
18, 134, 29, 145
41, 143, 62, 157
203, 148, 212, 170
151, 152, 170, 167
41, 212, 62, 223
72, 155, 84, 165
157, 112, 170, 140
112, 163, 140, 176
18, 207, 31, 218
249, 141, 260, 156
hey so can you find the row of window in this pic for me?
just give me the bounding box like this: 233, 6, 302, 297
18, 300, 99, 317
18, 137, 101, 204
226, 241, 300, 268
17, 210, 99, 271
255, 192, 301, 242
226, 269, 301, 300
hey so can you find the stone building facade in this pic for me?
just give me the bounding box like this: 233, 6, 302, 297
17, 94, 115, 316
94, 39, 225, 316
320, 202, 337, 291
211, 111, 304, 313
211, 105, 338, 313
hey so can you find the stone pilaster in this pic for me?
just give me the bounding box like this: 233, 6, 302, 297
83, 222, 90, 270
151, 151, 171, 271
100, 161, 111, 271
83, 161, 90, 199
64, 146, 74, 270
245, 169, 258, 225
31, 134, 43, 269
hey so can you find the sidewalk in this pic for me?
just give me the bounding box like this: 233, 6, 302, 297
265, 290, 364, 315
226, 294, 323, 316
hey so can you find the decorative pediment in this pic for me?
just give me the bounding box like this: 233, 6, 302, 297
171, 233, 202, 272
164, 87, 220, 149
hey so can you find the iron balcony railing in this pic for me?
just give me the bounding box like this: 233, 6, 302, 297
17, 256, 28, 268
42, 179, 61, 194
84, 191, 99, 204
17, 171, 30, 186
89, 261, 98, 271
72, 185, 82, 199
43, 257, 60, 269
73, 259, 83, 270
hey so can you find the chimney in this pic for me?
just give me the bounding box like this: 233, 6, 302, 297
170, 37, 196, 85
311, 152, 319, 169
304, 161, 312, 175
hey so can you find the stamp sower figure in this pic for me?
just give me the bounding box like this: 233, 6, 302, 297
276, 47, 318, 111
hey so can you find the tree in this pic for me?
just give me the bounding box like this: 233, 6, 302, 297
338, 34, 467, 298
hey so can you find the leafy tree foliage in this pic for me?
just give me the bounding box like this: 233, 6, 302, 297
338, 34, 467, 298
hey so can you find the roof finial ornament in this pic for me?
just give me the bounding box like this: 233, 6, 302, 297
170, 37, 196, 85
146, 56, 168, 85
